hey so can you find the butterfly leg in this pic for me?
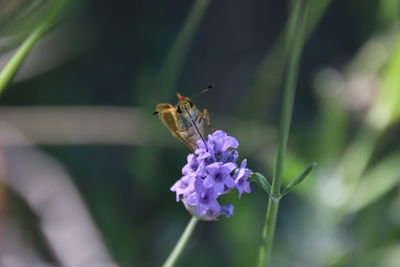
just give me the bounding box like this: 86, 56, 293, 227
197, 109, 215, 132
176, 128, 189, 134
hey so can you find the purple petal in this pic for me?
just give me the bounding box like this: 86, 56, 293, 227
209, 130, 226, 140
214, 182, 225, 194
196, 162, 207, 178
240, 159, 247, 169
220, 150, 238, 163
170, 181, 182, 201
170, 179, 180, 191
208, 199, 221, 212
203, 176, 214, 188
185, 191, 199, 206
221, 204, 234, 217
205, 162, 221, 175
244, 169, 251, 180
196, 204, 208, 216
223, 162, 236, 173
194, 178, 204, 191
224, 175, 235, 188
236, 168, 245, 180
187, 153, 195, 163
244, 183, 251, 193
221, 136, 239, 151
182, 164, 190, 175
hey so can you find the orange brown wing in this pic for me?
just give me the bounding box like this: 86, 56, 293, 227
155, 104, 195, 151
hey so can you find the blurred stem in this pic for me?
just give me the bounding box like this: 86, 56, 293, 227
0, 0, 67, 96
341, 126, 380, 186
257, 1, 307, 266
336, 125, 380, 212
163, 217, 199, 267
338, 34, 400, 207
132, 0, 209, 209
153, 0, 210, 103
317, 97, 348, 163
237, 0, 331, 119
377, 0, 400, 26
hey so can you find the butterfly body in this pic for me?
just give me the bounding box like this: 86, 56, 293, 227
154, 93, 211, 151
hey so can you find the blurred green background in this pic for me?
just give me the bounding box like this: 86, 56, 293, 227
0, 0, 400, 266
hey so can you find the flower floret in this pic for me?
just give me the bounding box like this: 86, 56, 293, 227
170, 130, 252, 220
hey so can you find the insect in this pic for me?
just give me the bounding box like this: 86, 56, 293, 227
153, 85, 214, 151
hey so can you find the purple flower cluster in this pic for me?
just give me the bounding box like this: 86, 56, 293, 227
171, 130, 251, 220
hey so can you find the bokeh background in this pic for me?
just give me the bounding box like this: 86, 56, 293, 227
0, 0, 400, 266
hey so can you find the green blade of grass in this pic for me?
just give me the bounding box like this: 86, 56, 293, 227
0, 0, 68, 96
237, 0, 331, 119
346, 151, 400, 214
153, 0, 211, 102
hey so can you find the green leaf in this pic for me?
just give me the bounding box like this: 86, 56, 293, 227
346, 152, 400, 214
367, 35, 400, 129
249, 172, 272, 196
280, 162, 317, 197
282, 152, 314, 197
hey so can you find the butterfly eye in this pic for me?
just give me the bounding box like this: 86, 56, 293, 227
188, 101, 193, 108
177, 106, 182, 113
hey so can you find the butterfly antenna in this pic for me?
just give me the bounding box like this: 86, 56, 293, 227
190, 84, 215, 99
192, 118, 208, 152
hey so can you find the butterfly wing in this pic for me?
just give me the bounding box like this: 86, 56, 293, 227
155, 104, 195, 151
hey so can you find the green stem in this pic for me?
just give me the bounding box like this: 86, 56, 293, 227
0, 0, 67, 96
258, 197, 280, 267
163, 217, 199, 267
257, 1, 307, 266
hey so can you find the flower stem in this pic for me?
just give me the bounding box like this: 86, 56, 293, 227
163, 217, 199, 267
0, 0, 67, 96
257, 1, 307, 266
